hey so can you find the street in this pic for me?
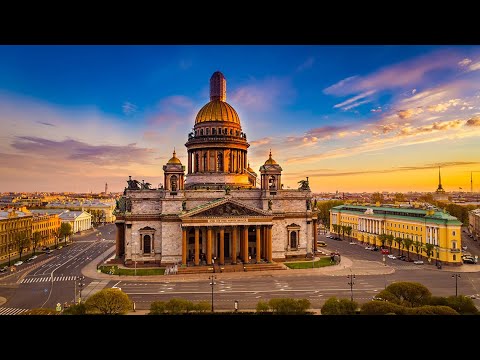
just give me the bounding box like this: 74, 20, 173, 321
1, 223, 480, 314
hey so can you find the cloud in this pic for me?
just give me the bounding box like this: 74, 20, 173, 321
296, 56, 315, 72
397, 108, 424, 119
324, 49, 462, 97
412, 89, 417, 95
11, 136, 155, 166
399, 119, 464, 136
37, 121, 55, 127
146, 95, 195, 126
466, 115, 480, 126
285, 161, 479, 178
122, 101, 138, 115
333, 90, 376, 110
230, 76, 294, 111
342, 99, 373, 111
459, 58, 472, 67
469, 62, 480, 72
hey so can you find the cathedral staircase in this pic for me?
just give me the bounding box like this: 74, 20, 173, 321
176, 262, 286, 274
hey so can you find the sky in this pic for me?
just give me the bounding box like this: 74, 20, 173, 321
1, 45, 480, 193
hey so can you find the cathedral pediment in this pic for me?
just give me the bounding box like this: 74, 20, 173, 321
180, 198, 270, 218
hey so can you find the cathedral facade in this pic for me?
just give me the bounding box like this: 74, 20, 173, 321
114, 72, 318, 267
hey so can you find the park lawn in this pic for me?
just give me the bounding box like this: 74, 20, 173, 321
284, 257, 333, 269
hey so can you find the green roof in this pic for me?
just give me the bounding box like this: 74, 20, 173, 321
330, 204, 462, 225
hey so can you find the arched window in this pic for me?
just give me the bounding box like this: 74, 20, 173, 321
170, 175, 178, 191
269, 176, 276, 189
290, 231, 297, 248
200, 129, 204, 136
206, 128, 210, 135
217, 152, 223, 172
230, 129, 233, 135
143, 235, 151, 253
223, 128, 227, 135
195, 154, 199, 172
212, 128, 216, 135
218, 128, 221, 135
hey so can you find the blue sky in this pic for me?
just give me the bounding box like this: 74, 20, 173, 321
1, 45, 480, 193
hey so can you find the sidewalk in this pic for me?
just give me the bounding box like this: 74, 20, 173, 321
82, 246, 395, 283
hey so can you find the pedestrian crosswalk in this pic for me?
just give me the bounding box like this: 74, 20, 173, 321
0, 307, 28, 315
21, 276, 77, 284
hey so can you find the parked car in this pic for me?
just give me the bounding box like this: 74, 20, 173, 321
413, 260, 424, 265
365, 246, 373, 250
42, 246, 49, 251
463, 257, 475, 264
26, 255, 38, 262
58, 245, 63, 249
387, 254, 396, 259
0, 266, 8, 272
45, 249, 53, 254
397, 255, 406, 261
317, 241, 327, 247
13, 261, 23, 266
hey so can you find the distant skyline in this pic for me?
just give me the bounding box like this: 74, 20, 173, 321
1, 45, 480, 193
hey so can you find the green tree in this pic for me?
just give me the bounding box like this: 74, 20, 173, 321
194, 302, 211, 313
371, 192, 384, 204
444, 295, 479, 315
267, 298, 311, 314
149, 301, 167, 315
315, 200, 344, 230
394, 237, 403, 255
321, 297, 358, 315
31, 231, 42, 256
165, 298, 192, 314
419, 193, 434, 203
345, 226, 352, 242
256, 301, 270, 313
378, 234, 387, 249
402, 238, 413, 261
52, 228, 61, 249
341, 225, 346, 240
413, 241, 423, 260
63, 303, 88, 315
428, 296, 449, 306
424, 243, 435, 263
60, 222, 73, 246
407, 305, 458, 315
14, 231, 31, 261
394, 193, 406, 202
386, 234, 394, 253
85, 288, 132, 315
376, 282, 431, 308
361, 301, 407, 315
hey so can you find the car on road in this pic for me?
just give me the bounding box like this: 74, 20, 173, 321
349, 242, 356, 245
396, 255, 406, 261
387, 254, 396, 259
58, 245, 63, 249
0, 266, 8, 272
317, 241, 327, 247
365, 246, 373, 250
26, 255, 38, 262
42, 246, 49, 251
13, 261, 23, 266
45, 249, 53, 254
462, 256, 476, 264
413, 260, 424, 265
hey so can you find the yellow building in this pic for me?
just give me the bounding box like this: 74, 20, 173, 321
0, 208, 33, 263
330, 204, 462, 265
31, 213, 61, 249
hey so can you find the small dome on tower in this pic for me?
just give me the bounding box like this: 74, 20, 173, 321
167, 149, 182, 165
264, 150, 277, 165
247, 162, 255, 173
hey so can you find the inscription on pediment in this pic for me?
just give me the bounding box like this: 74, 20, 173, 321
192, 202, 264, 217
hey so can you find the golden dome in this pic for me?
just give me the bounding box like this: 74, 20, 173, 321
195, 100, 240, 125
264, 150, 277, 165
167, 149, 182, 165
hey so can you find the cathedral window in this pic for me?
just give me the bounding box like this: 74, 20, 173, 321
269, 176, 276, 189
170, 175, 178, 191
230, 129, 233, 135
206, 128, 210, 135
212, 128, 216, 135
217, 153, 223, 172
200, 129, 204, 136
290, 231, 297, 249
195, 154, 199, 172
143, 234, 151, 254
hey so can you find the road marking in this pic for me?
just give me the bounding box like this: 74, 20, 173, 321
0, 307, 28, 315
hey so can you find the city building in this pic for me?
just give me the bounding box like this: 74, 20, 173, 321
58, 210, 92, 233
468, 208, 480, 239
0, 208, 33, 263
31, 212, 61, 248
330, 204, 462, 265
433, 167, 449, 201
46, 200, 116, 224
114, 71, 317, 267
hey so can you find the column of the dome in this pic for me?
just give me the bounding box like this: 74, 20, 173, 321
188, 151, 191, 174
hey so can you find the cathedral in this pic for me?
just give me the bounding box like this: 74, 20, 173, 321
114, 72, 318, 268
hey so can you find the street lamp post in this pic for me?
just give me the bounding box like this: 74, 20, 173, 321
209, 275, 217, 312
77, 276, 85, 303
347, 272, 355, 302
452, 273, 461, 297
